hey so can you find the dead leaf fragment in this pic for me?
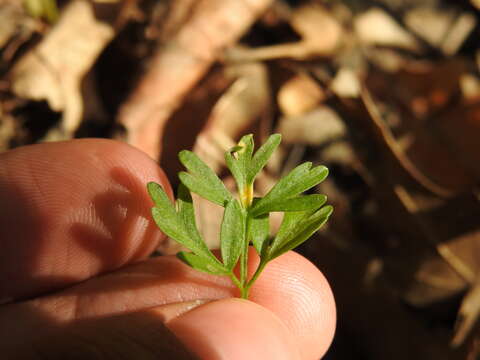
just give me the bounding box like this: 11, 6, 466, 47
278, 106, 346, 146
442, 13, 476, 56
404, 7, 455, 49
406, 7, 476, 56
10, 0, 115, 135
330, 68, 361, 98
0, 1, 24, 49
225, 4, 343, 62
194, 61, 270, 173
460, 74, 480, 101
117, 0, 273, 159
355, 8, 421, 51
453, 278, 480, 347
278, 74, 325, 117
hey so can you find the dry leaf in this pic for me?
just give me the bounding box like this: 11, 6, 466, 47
0, 0, 25, 49
278, 106, 346, 146
405, 7, 476, 55
10, 0, 115, 136
278, 74, 325, 117
225, 4, 343, 62
453, 278, 480, 346
117, 0, 274, 160
355, 8, 421, 51
331, 68, 361, 98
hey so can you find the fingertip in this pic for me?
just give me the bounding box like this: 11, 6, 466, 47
0, 139, 172, 299
166, 298, 301, 360
248, 250, 336, 359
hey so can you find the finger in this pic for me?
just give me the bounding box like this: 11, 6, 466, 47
247, 250, 336, 360
1, 251, 336, 359
5, 299, 300, 360
166, 299, 301, 360
6, 301, 204, 359
0, 139, 172, 301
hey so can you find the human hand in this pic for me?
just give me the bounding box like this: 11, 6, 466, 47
0, 139, 336, 359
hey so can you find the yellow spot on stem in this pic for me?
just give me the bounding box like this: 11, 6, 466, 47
241, 184, 253, 208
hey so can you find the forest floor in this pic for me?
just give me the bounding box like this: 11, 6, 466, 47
1, 0, 480, 358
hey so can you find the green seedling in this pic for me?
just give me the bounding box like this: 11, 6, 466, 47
147, 134, 333, 299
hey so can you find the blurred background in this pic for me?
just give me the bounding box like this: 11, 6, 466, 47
1, 0, 480, 358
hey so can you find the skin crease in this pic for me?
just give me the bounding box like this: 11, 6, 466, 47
0, 139, 336, 359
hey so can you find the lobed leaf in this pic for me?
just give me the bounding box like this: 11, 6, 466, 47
250, 194, 327, 217
148, 182, 187, 243
225, 135, 254, 197
247, 134, 281, 185
268, 205, 333, 260
236, 134, 254, 166
148, 182, 214, 260
176, 183, 216, 260
220, 199, 245, 270
253, 163, 328, 212
250, 213, 270, 255
179, 150, 232, 206
177, 252, 229, 275
225, 150, 245, 191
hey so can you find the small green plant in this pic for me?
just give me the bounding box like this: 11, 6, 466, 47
147, 134, 333, 299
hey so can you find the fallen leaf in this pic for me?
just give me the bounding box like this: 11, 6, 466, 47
355, 8, 421, 52
117, 0, 274, 160
278, 74, 325, 117
10, 0, 115, 136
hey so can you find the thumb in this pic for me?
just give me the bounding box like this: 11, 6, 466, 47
10, 299, 300, 360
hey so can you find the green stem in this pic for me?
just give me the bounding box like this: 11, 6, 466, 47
239, 216, 251, 286
246, 259, 267, 290
240, 286, 249, 299
239, 259, 268, 299
229, 273, 242, 291
230, 271, 250, 299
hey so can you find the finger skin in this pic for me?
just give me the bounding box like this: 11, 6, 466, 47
167, 299, 302, 360
1, 251, 336, 359
8, 304, 201, 360
0, 139, 172, 301
5, 300, 301, 360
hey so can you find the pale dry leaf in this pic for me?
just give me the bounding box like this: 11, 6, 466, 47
441, 12, 476, 56
330, 68, 361, 98
460, 73, 480, 100
193, 61, 270, 174
10, 0, 115, 135
277, 106, 346, 146
290, 4, 343, 54
225, 4, 343, 62
278, 74, 325, 117
453, 278, 480, 346
0, 0, 25, 49
355, 8, 421, 51
404, 7, 454, 48
406, 7, 477, 56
